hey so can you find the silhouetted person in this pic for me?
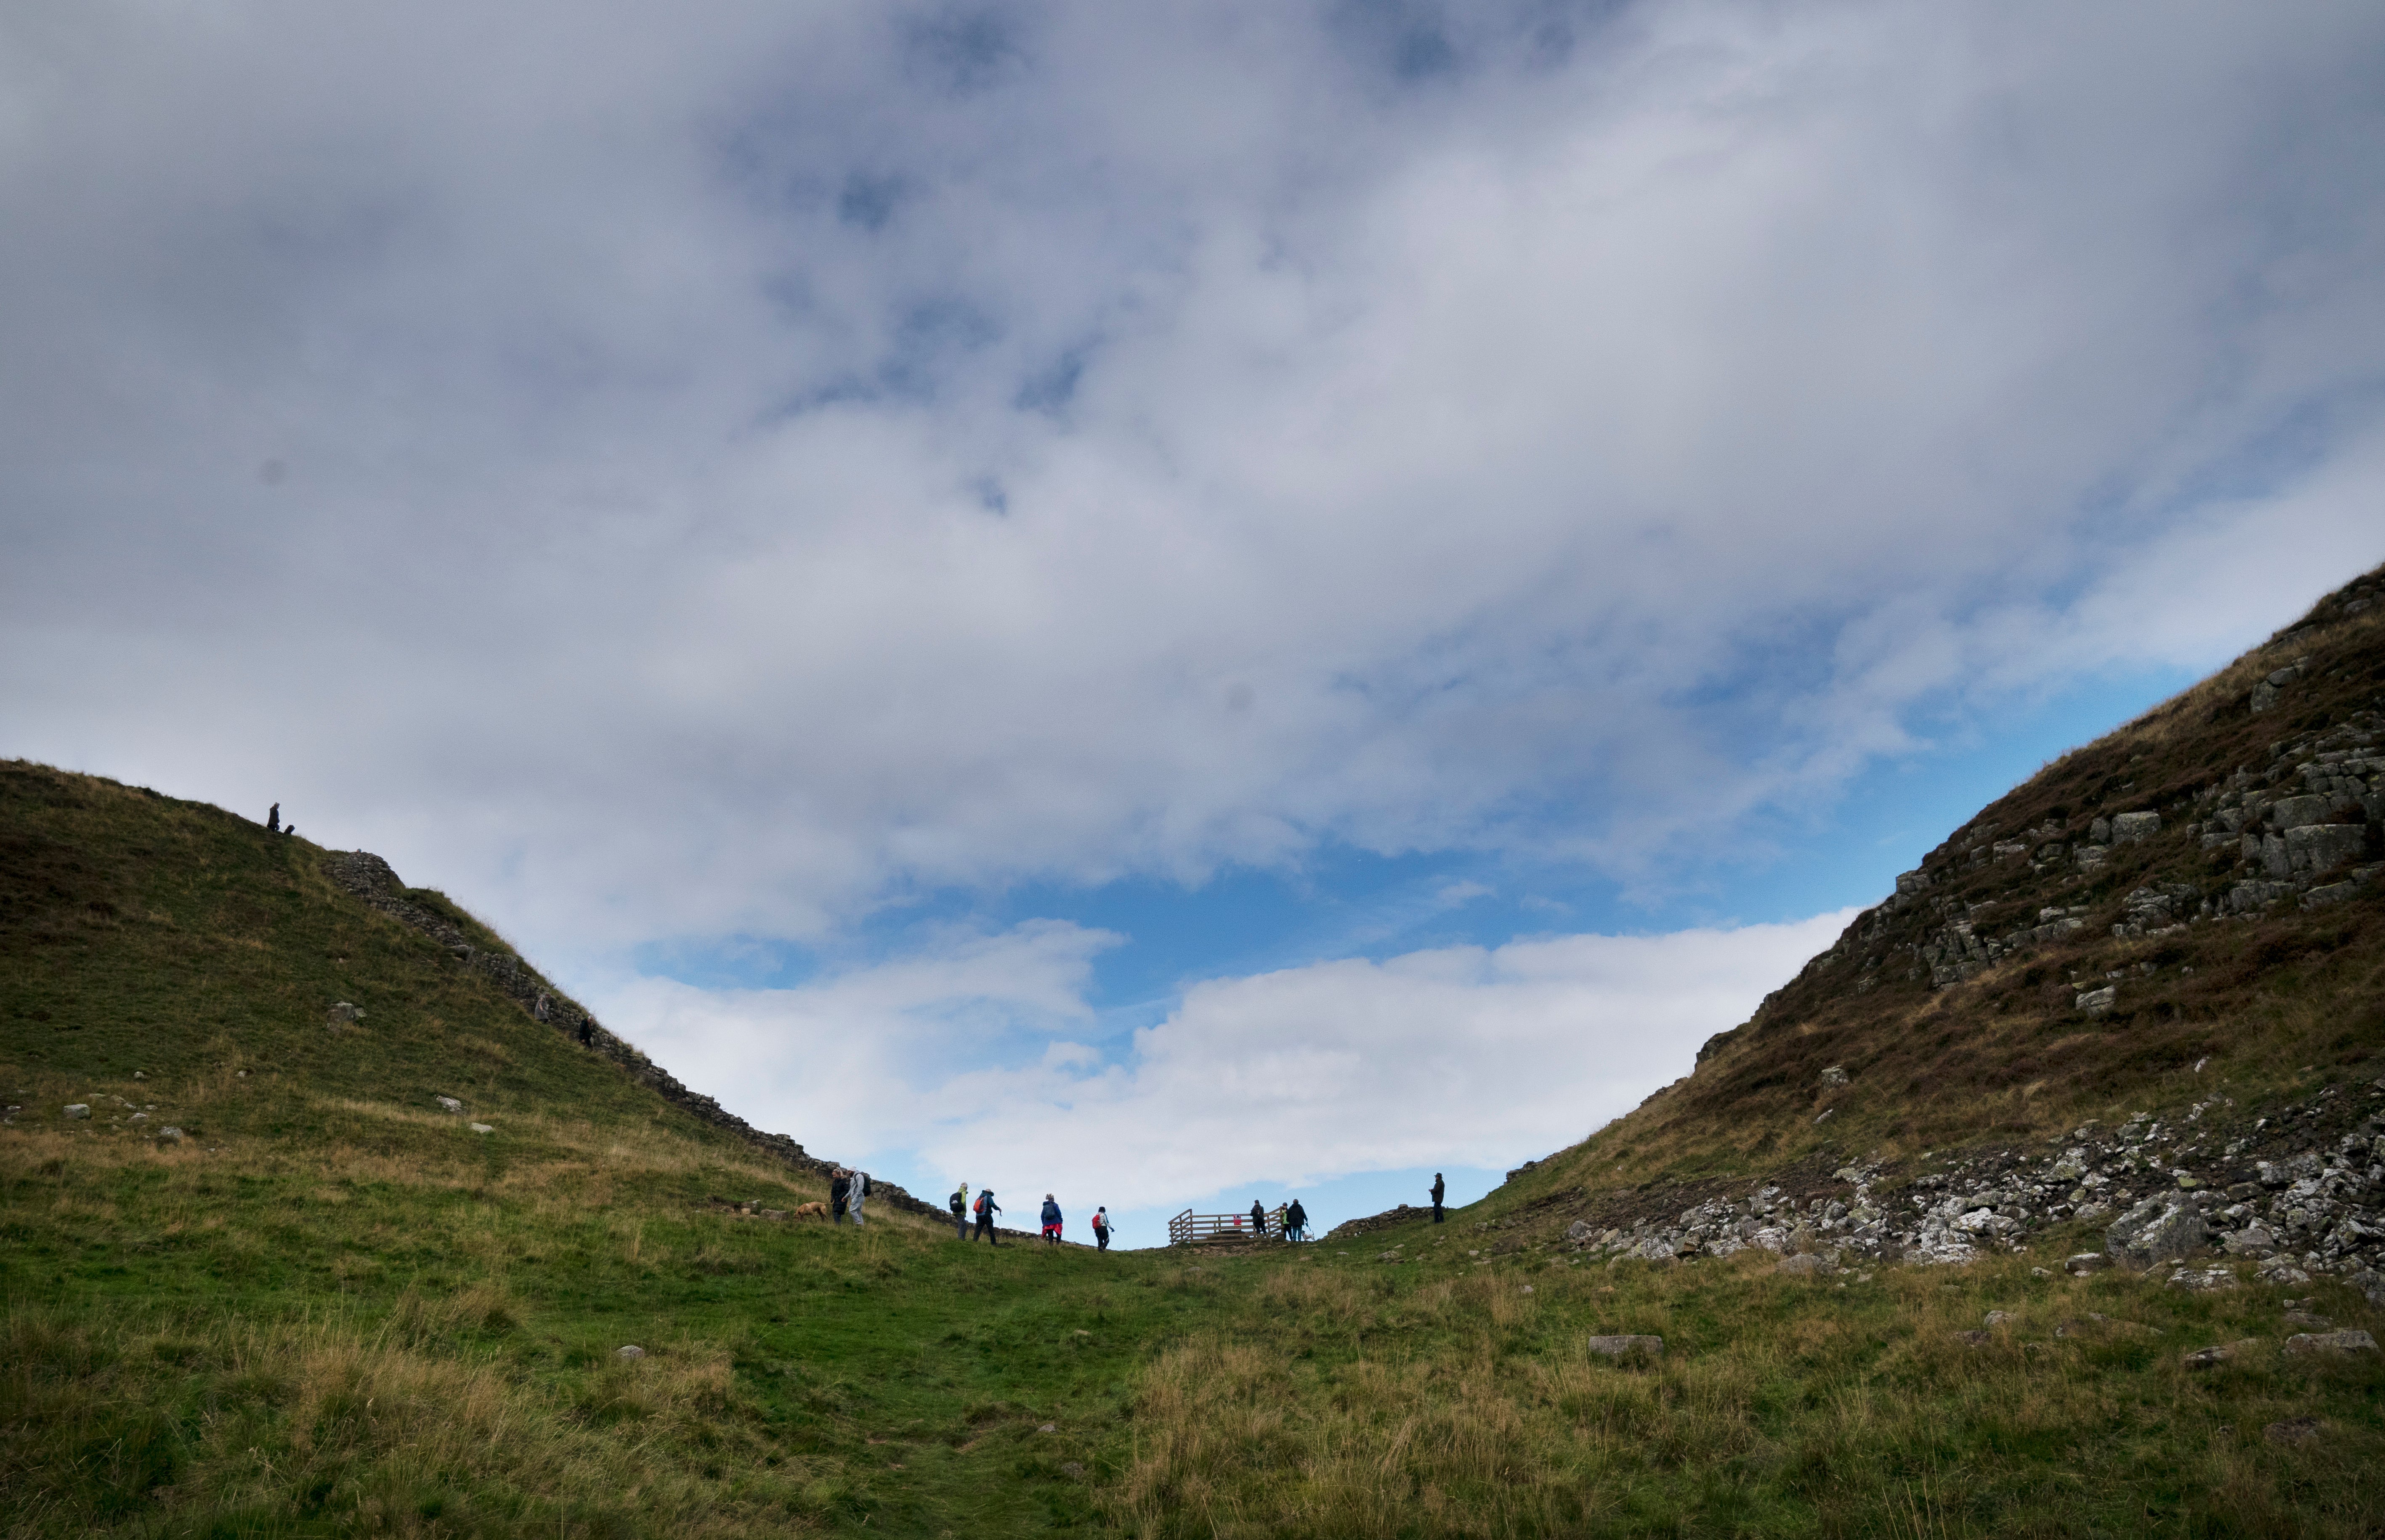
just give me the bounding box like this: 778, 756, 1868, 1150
267, 803, 279, 833
975, 1189, 1001, 1244
1285, 1198, 1308, 1242
1432, 1173, 1445, 1223
1093, 1207, 1111, 1251
830, 1168, 850, 1224
577, 1018, 595, 1046
1251, 1199, 1268, 1240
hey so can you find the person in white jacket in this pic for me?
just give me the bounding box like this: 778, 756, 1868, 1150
849, 1168, 870, 1226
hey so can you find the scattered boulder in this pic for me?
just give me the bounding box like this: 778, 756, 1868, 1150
435, 1096, 463, 1113
1983, 1310, 2016, 1328
2284, 1330, 2377, 1358
2167, 1266, 2238, 1292
2181, 1339, 2263, 1368
1038, 1422, 1058, 1434
616, 1345, 645, 1360
2076, 986, 2117, 1017
1564, 1220, 1596, 1243
1819, 1065, 1850, 1089
2106, 1195, 2208, 1270
64, 1104, 90, 1120
157, 1126, 184, 1144
1584, 1335, 1663, 1359
2065, 1252, 2111, 1276
469, 1123, 494, 1135
327, 1002, 363, 1024
1776, 1253, 1833, 1277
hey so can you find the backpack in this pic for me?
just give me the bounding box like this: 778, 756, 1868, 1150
950, 1192, 965, 1215
858, 1173, 870, 1196
975, 1192, 990, 1216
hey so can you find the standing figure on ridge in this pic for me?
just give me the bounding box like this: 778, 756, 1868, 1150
1250, 1198, 1269, 1240
974, 1187, 1001, 1244
951, 1182, 970, 1240
1041, 1193, 1063, 1245
849, 1168, 870, 1226
267, 802, 279, 833
1284, 1197, 1308, 1243
829, 1167, 850, 1224
1432, 1173, 1446, 1224
1092, 1206, 1111, 1251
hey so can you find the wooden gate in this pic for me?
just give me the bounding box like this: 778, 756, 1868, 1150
1169, 1205, 1287, 1245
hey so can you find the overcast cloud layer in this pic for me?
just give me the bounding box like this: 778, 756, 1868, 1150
6, 2, 2384, 1222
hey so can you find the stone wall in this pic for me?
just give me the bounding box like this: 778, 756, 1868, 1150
319, 850, 936, 1219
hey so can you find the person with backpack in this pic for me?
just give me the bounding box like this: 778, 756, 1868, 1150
974, 1188, 1001, 1244
1431, 1173, 1446, 1224
1250, 1199, 1268, 1240
951, 1182, 970, 1240
849, 1168, 871, 1226
829, 1168, 850, 1224
1040, 1194, 1063, 1245
1092, 1207, 1111, 1251
1284, 1198, 1308, 1243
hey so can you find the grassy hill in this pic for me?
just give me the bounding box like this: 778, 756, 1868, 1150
5, 566, 2385, 1537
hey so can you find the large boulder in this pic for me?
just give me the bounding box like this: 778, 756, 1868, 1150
2106, 1195, 2208, 1270
2110, 811, 2162, 843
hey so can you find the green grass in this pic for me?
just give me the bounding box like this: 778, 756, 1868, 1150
7, 754, 2385, 1536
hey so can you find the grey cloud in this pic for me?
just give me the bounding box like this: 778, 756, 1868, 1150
3, 1, 2383, 958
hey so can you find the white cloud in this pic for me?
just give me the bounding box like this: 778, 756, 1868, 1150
1, 1, 2381, 954
605, 908, 1855, 1213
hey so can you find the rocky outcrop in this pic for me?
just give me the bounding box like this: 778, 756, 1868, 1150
321, 850, 935, 1218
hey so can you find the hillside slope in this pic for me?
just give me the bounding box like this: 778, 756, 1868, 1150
1434, 563, 2385, 1285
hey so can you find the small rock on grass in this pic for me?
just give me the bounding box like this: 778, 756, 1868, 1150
2265, 1418, 2322, 1445
616, 1345, 645, 1360
2066, 1252, 2110, 1276
2181, 1339, 2264, 1368
2284, 1330, 2377, 1357
435, 1096, 463, 1113
1984, 1310, 2016, 1328
2167, 1266, 2238, 1291
469, 1123, 494, 1134
1038, 1423, 1058, 1434
64, 1104, 90, 1120
1584, 1335, 1662, 1359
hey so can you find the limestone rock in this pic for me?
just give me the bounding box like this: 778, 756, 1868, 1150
64, 1104, 90, 1120
2065, 1252, 2111, 1276
2286, 823, 2368, 877
1564, 1220, 1596, 1243
1819, 1065, 1849, 1088
2106, 1195, 2207, 1270
2166, 1266, 2238, 1291
327, 1001, 363, 1024
1584, 1335, 1663, 1359
158, 1126, 184, 1143
2268, 794, 2330, 830
436, 1096, 463, 1113
1983, 1310, 2016, 1328
469, 1123, 494, 1135
2076, 986, 2117, 1017
2110, 811, 2161, 843
2284, 1330, 2377, 1357
616, 1345, 645, 1360
2181, 1339, 2263, 1368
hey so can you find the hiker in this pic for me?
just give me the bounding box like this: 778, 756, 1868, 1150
1432, 1173, 1445, 1224
974, 1188, 1001, 1244
951, 1183, 970, 1240
1250, 1199, 1268, 1240
1092, 1207, 1111, 1251
267, 802, 279, 833
1284, 1198, 1308, 1243
577, 1017, 595, 1047
1041, 1194, 1063, 1245
849, 1168, 870, 1226
829, 1167, 850, 1224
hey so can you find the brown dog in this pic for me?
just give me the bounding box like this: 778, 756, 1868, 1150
790, 1201, 829, 1221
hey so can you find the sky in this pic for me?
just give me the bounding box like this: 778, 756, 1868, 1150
5, 1, 2385, 1245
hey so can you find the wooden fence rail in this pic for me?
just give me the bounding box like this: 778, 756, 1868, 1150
1169, 1205, 1297, 1245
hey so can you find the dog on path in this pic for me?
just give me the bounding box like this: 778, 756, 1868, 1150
790, 1201, 830, 1221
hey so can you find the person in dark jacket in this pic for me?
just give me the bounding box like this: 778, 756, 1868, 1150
1040, 1194, 1063, 1245
830, 1168, 851, 1223
1284, 1198, 1308, 1242
974, 1189, 1001, 1244
1431, 1173, 1445, 1223
1092, 1207, 1111, 1251
1250, 1199, 1268, 1240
